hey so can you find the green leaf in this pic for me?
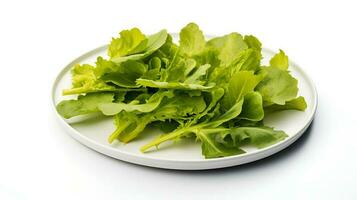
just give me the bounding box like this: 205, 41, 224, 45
239, 92, 264, 121
163, 57, 191, 82
101, 60, 147, 88
109, 111, 153, 143
94, 56, 119, 77
184, 64, 211, 84
146, 30, 169, 52
264, 96, 307, 113
196, 128, 245, 159
233, 49, 261, 72
219, 127, 288, 148
192, 88, 225, 123
206, 100, 244, 128
207, 33, 248, 66
98, 90, 174, 115
256, 66, 298, 105
108, 112, 136, 143
179, 23, 206, 56
244, 35, 262, 52
111, 30, 168, 63
270, 50, 289, 70
193, 48, 221, 75
136, 79, 214, 90
109, 93, 206, 143
140, 99, 244, 152
156, 93, 207, 117
222, 71, 263, 110
108, 28, 147, 58
63, 64, 117, 95
56, 93, 114, 119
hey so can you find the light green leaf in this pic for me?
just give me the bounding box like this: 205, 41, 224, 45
111, 30, 168, 63
256, 66, 298, 105
94, 56, 119, 77
270, 49, 289, 70
244, 35, 262, 52
136, 78, 214, 90
222, 71, 263, 110
110, 93, 206, 143
233, 49, 261, 72
239, 92, 264, 121
109, 111, 153, 143
179, 23, 206, 56
207, 33, 248, 66
108, 28, 147, 58
98, 90, 174, 115
140, 98, 243, 152
264, 96, 307, 113
196, 128, 245, 159
193, 48, 221, 75
63, 64, 117, 95
56, 93, 114, 119
184, 64, 211, 84
206, 100, 244, 128
163, 57, 189, 82
219, 127, 288, 148
192, 88, 225, 123
100, 60, 147, 88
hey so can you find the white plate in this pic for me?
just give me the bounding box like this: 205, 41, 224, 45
52, 36, 317, 170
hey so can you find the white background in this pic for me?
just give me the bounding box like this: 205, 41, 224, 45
1, 0, 356, 199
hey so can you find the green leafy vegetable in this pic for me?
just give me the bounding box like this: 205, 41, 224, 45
207, 33, 248, 66
239, 92, 264, 121
56, 93, 114, 119
264, 96, 307, 113
179, 23, 205, 56
56, 23, 307, 159
111, 30, 168, 63
98, 90, 174, 115
219, 127, 288, 148
100, 60, 147, 88
108, 28, 147, 58
269, 49, 289, 70
256, 66, 298, 105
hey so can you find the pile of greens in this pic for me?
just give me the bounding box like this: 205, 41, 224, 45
56, 23, 307, 158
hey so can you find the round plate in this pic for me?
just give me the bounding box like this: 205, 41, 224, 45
52, 37, 317, 170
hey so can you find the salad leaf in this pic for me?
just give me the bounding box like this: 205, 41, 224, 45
56, 93, 114, 119
136, 79, 214, 90
196, 128, 245, 159
63, 64, 117, 95
207, 33, 248, 66
101, 60, 147, 88
219, 127, 288, 149
264, 96, 307, 113
98, 90, 174, 115
233, 49, 261, 72
239, 92, 264, 121
269, 49, 289, 70
111, 30, 168, 63
222, 71, 263, 110
108, 28, 147, 58
179, 23, 206, 56
140, 93, 244, 152
244, 35, 262, 52
256, 66, 298, 105
109, 93, 206, 143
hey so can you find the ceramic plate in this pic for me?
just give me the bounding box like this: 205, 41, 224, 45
52, 35, 317, 170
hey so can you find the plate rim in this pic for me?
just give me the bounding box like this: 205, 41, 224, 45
51, 44, 318, 170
